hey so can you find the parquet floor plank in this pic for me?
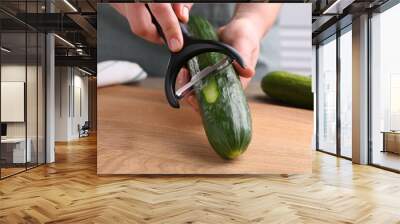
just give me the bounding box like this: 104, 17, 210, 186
1, 135, 400, 223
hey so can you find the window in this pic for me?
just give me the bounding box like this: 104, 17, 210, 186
0, 1, 46, 179
317, 36, 337, 154
339, 28, 352, 158
370, 3, 400, 171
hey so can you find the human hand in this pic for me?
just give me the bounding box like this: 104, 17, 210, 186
178, 17, 262, 112
218, 17, 262, 89
111, 3, 193, 52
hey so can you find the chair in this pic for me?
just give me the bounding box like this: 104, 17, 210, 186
79, 121, 90, 138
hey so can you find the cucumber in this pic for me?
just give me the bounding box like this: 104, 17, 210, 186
187, 16, 252, 160
261, 71, 313, 109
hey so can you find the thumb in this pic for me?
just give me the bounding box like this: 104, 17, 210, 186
218, 27, 255, 78
230, 39, 255, 78
217, 26, 227, 38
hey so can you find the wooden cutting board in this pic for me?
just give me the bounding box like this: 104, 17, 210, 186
97, 81, 313, 174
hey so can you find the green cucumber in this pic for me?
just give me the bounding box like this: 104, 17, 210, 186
187, 16, 252, 160
261, 71, 313, 109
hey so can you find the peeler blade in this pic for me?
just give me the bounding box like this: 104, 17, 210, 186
175, 57, 232, 99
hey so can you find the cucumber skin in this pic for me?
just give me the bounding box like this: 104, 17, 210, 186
187, 16, 252, 160
261, 71, 314, 110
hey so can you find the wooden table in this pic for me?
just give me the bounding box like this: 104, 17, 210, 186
98, 78, 313, 174
381, 131, 400, 154
1, 138, 32, 164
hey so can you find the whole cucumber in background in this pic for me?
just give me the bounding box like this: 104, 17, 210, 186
261, 71, 313, 110
187, 16, 252, 160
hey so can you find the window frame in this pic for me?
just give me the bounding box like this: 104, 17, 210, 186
315, 23, 353, 160
0, 0, 47, 180
367, 0, 400, 173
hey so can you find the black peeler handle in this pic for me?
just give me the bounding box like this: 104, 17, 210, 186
145, 4, 245, 108
164, 41, 245, 108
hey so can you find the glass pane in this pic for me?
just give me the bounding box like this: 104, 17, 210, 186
27, 31, 38, 169
340, 29, 352, 158
26, 0, 39, 169
317, 37, 337, 154
1, 30, 27, 177
38, 33, 45, 165
371, 4, 400, 171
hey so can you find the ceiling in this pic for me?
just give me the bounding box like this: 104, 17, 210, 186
1, 32, 45, 65
0, 0, 96, 73
311, 0, 392, 44
0, 0, 96, 14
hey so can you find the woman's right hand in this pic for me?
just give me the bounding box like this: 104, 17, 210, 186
111, 3, 193, 52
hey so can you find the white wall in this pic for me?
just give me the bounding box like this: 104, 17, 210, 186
1, 65, 27, 141
74, 74, 89, 124
1, 63, 46, 164
1, 65, 26, 127
1, 82, 24, 122
255, 3, 312, 79
278, 3, 312, 76
1, 65, 37, 138
55, 66, 70, 141
71, 73, 89, 138
54, 67, 89, 141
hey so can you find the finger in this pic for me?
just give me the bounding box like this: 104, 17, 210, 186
185, 94, 200, 112
233, 61, 253, 78
172, 3, 194, 23
176, 69, 199, 112
125, 4, 163, 44
176, 68, 190, 89
231, 40, 256, 78
149, 3, 183, 52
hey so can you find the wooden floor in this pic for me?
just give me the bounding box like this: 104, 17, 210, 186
372, 151, 400, 171
1, 167, 26, 178
1, 163, 45, 178
1, 135, 400, 223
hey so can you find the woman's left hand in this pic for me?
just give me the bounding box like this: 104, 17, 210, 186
218, 17, 262, 89
178, 17, 262, 111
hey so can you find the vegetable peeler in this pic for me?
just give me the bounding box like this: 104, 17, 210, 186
145, 4, 246, 108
